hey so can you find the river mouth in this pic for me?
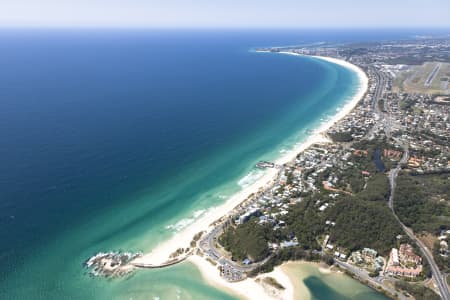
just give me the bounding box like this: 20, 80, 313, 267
281, 262, 389, 300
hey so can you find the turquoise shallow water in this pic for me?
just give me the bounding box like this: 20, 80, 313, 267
284, 263, 388, 300
0, 29, 384, 299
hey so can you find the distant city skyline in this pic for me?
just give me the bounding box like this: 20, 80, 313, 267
0, 0, 449, 28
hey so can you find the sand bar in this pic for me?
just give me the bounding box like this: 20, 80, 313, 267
189, 255, 295, 300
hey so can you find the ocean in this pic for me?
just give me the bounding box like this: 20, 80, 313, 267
0, 29, 441, 299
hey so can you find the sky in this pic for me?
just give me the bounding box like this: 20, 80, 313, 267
0, 0, 449, 28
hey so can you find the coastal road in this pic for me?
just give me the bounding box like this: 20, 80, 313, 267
200, 220, 272, 273
334, 260, 408, 300
198, 166, 286, 273
388, 146, 450, 300
376, 68, 449, 299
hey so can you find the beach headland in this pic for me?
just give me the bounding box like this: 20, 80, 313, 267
132, 52, 369, 299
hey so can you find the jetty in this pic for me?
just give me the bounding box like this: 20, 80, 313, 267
130, 254, 190, 268
255, 161, 275, 169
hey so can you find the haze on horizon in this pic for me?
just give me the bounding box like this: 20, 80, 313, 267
0, 0, 449, 29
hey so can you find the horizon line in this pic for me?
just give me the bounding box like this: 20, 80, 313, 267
0, 23, 450, 30
0, 25, 450, 31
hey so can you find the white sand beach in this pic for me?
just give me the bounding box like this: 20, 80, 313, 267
189, 255, 294, 300
133, 54, 368, 299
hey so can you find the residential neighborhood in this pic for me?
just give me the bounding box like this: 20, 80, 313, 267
196, 37, 450, 300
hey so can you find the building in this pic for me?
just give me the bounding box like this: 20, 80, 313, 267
280, 240, 299, 248
399, 244, 422, 265
390, 248, 400, 266
385, 265, 422, 278
362, 248, 378, 260
350, 251, 363, 264
374, 257, 384, 271
385, 244, 422, 278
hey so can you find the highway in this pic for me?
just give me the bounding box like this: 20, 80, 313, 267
366, 67, 387, 139
387, 136, 450, 300
372, 66, 450, 299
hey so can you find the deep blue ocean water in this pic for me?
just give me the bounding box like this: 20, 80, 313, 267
0, 29, 446, 299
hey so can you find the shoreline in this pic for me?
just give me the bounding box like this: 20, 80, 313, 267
133, 53, 368, 298
188, 255, 295, 300
279, 261, 348, 300
280, 261, 330, 300
190, 257, 339, 300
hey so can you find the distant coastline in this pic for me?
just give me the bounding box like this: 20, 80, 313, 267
132, 51, 369, 299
